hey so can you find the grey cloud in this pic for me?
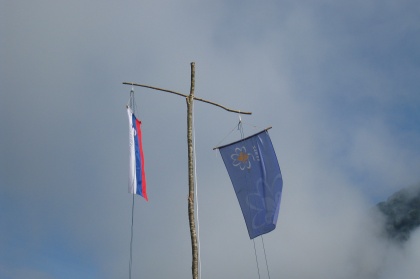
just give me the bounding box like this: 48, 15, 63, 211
1, 0, 420, 278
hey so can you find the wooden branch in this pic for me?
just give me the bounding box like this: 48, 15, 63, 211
123, 82, 252, 115
186, 62, 199, 279
212, 126, 273, 150
123, 82, 187, 98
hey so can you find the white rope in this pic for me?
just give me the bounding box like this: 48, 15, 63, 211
192, 99, 202, 278
128, 88, 136, 279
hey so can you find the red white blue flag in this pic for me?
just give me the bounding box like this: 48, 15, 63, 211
127, 106, 148, 201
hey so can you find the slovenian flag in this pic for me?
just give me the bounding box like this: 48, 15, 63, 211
127, 106, 148, 201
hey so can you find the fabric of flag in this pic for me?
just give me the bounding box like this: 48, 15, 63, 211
127, 106, 148, 201
218, 130, 283, 239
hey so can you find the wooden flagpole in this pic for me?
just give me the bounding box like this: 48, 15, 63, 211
123, 62, 251, 279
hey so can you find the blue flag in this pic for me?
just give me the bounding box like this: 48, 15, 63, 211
218, 130, 283, 239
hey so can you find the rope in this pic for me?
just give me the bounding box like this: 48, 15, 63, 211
214, 116, 260, 150
261, 236, 272, 279
128, 88, 136, 112
253, 239, 261, 279
237, 119, 261, 279
128, 88, 137, 279
238, 118, 274, 279
214, 123, 240, 149
241, 114, 272, 278
192, 97, 202, 278
129, 193, 135, 279
241, 122, 261, 131
238, 118, 244, 139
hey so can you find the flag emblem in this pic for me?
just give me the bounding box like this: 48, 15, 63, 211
231, 147, 253, 170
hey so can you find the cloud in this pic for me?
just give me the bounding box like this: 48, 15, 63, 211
1, 0, 420, 278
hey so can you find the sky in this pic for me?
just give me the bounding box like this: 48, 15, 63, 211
1, 0, 420, 278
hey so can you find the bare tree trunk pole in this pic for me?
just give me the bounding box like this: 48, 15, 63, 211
123, 62, 251, 279
187, 62, 199, 279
